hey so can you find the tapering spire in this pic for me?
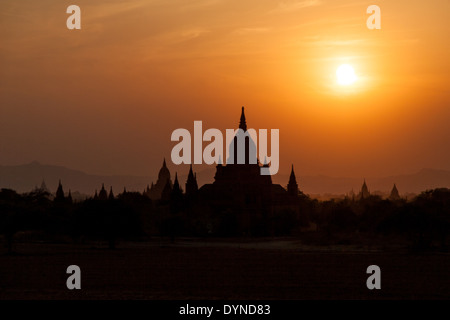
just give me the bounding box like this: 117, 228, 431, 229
289, 165, 297, 183
239, 106, 247, 131
287, 165, 299, 196
109, 186, 114, 200
360, 179, 370, 199
173, 172, 180, 189
40, 179, 49, 193
186, 165, 199, 196
163, 158, 167, 168
188, 164, 194, 179
392, 183, 398, 193
389, 183, 400, 200
171, 172, 182, 195
55, 179, 65, 201
98, 183, 108, 200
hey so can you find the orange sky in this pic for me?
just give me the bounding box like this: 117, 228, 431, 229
1, 0, 449, 179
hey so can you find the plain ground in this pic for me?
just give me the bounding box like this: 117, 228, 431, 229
0, 238, 449, 300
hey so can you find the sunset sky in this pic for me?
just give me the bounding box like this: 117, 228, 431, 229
1, 0, 449, 180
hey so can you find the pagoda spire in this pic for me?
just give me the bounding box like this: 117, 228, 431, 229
289, 165, 296, 181
287, 165, 299, 196
173, 172, 180, 191
188, 164, 194, 179
239, 106, 247, 131
40, 179, 49, 193
109, 186, 114, 200
389, 183, 400, 200
170, 172, 183, 198
186, 164, 199, 196
55, 179, 65, 201
98, 183, 108, 200
359, 179, 370, 199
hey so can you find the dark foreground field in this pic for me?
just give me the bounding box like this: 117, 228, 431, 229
0, 239, 449, 299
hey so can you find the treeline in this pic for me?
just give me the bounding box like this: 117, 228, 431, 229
314, 189, 450, 250
0, 188, 449, 252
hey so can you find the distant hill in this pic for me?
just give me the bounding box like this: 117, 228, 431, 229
0, 162, 449, 197
0, 161, 154, 195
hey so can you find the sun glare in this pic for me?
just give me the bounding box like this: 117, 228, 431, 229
336, 64, 357, 85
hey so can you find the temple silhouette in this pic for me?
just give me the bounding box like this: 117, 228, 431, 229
359, 179, 370, 200
145, 158, 172, 201
48, 107, 405, 235
146, 107, 303, 234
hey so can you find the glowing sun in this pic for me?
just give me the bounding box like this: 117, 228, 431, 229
336, 64, 357, 85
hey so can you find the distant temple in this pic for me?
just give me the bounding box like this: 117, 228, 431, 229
55, 180, 65, 202
287, 165, 299, 196
351, 181, 401, 201
98, 183, 108, 201
53, 180, 72, 204
200, 107, 273, 210
358, 179, 370, 200
33, 179, 50, 194
147, 107, 302, 233
145, 158, 173, 200
185, 164, 198, 198
389, 183, 401, 201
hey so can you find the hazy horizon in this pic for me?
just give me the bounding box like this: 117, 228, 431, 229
1, 159, 450, 180
1, 160, 449, 197
1, 1, 449, 303
1, 0, 449, 178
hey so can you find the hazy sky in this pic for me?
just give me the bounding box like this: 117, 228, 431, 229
1, 0, 449, 178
